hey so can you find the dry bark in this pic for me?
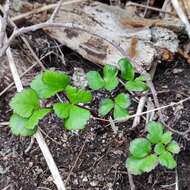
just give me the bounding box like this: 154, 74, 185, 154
46, 1, 181, 70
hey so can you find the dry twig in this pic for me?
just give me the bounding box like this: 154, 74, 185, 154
171, 0, 190, 37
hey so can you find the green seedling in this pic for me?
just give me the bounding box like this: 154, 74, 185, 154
53, 85, 92, 130
118, 58, 148, 92
9, 70, 92, 136
86, 65, 119, 91
125, 121, 180, 175
99, 93, 131, 119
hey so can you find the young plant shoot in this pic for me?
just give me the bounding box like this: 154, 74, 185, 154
9, 70, 92, 135
125, 121, 180, 175
99, 93, 131, 119
119, 58, 149, 92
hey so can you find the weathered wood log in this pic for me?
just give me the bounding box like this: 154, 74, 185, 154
46, 1, 181, 70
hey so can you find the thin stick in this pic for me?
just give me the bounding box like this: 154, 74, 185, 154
171, 0, 190, 38
0, 0, 9, 48
25, 137, 35, 153
132, 96, 147, 128
65, 140, 86, 184
115, 96, 190, 124
127, 169, 135, 190
0, 121, 9, 126
5, 35, 66, 190
126, 1, 177, 16
11, 0, 86, 22
0, 62, 37, 97
132, 62, 158, 128
49, 0, 63, 22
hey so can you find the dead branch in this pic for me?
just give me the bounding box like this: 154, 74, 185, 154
171, 0, 190, 37
0, 0, 9, 48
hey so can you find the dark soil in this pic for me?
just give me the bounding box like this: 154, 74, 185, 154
1, 1, 190, 190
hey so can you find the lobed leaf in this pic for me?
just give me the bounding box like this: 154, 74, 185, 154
103, 65, 119, 91
31, 74, 64, 99
140, 154, 158, 173
126, 154, 158, 175
99, 98, 114, 116
65, 105, 90, 130
147, 121, 164, 144
113, 104, 129, 119
166, 140, 180, 154
42, 70, 70, 89
135, 75, 146, 81
125, 80, 148, 92
9, 114, 37, 136
161, 132, 172, 145
53, 103, 71, 119
114, 93, 131, 109
125, 156, 143, 175
65, 85, 92, 104
159, 151, 177, 169
86, 71, 104, 90
25, 109, 51, 129
129, 138, 151, 158
10, 88, 39, 118
154, 143, 165, 155
118, 58, 134, 81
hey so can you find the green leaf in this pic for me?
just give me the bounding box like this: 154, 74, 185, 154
147, 121, 164, 144
65, 85, 92, 104
129, 138, 151, 158
99, 98, 114, 116
113, 104, 129, 119
125, 80, 148, 92
118, 58, 134, 81
25, 109, 51, 129
9, 114, 37, 136
42, 70, 70, 89
126, 154, 158, 175
53, 103, 71, 119
161, 132, 172, 145
154, 143, 165, 155
159, 151, 177, 169
140, 154, 158, 173
65, 105, 90, 130
125, 156, 144, 175
114, 93, 131, 108
31, 74, 64, 99
10, 88, 39, 118
166, 140, 180, 154
135, 75, 146, 81
103, 65, 119, 91
86, 71, 104, 90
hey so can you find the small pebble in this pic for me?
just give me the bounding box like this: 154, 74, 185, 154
172, 68, 183, 74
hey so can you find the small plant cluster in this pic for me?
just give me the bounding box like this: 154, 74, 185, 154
9, 70, 92, 136
125, 121, 180, 175
9, 58, 147, 136
9, 58, 180, 174
86, 58, 148, 119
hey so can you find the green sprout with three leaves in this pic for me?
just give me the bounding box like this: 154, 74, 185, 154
9, 70, 92, 136
125, 121, 180, 175
99, 93, 131, 119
